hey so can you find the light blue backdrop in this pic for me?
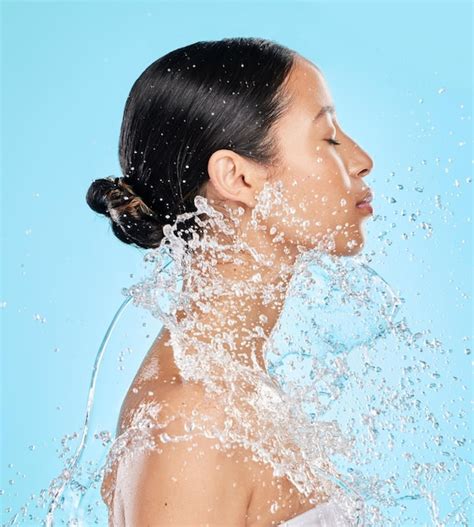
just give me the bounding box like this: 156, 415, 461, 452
2, 0, 472, 525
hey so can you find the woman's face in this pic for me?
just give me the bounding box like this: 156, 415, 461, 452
264, 55, 374, 256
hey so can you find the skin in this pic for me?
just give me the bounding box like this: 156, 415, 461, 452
207, 55, 373, 258
105, 54, 374, 526
163, 53, 374, 380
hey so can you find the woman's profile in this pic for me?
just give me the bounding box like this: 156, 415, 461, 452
86, 37, 373, 526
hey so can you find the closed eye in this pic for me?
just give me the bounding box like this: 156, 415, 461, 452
326, 138, 341, 146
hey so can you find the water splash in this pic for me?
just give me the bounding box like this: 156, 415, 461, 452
4, 180, 471, 527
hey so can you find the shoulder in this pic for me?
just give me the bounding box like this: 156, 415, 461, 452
117, 379, 226, 437
114, 382, 253, 525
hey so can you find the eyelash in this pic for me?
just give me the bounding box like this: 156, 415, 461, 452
326, 138, 341, 146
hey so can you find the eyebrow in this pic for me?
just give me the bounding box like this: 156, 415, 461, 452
314, 105, 336, 122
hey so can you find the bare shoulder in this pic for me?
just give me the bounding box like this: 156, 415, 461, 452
114, 382, 253, 526
117, 379, 227, 436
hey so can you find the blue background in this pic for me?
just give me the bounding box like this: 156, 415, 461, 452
1, 0, 472, 524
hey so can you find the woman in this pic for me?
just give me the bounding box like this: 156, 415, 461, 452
87, 37, 373, 526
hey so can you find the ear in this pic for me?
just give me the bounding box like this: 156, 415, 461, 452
207, 149, 264, 208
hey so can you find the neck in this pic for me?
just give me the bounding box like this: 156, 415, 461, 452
149, 198, 312, 387
171, 230, 301, 379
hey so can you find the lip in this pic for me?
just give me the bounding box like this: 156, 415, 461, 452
356, 202, 373, 214
356, 189, 374, 214
356, 189, 373, 206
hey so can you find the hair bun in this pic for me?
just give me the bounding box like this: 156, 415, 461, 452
86, 175, 147, 217
86, 175, 165, 249
85, 176, 121, 216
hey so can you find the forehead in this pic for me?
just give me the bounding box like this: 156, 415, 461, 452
286, 56, 334, 113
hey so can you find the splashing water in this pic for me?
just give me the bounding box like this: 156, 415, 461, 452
4, 180, 472, 527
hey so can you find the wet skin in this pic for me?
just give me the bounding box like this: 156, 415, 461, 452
103, 54, 373, 526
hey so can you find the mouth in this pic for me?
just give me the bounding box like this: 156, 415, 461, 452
356, 189, 373, 205
356, 189, 374, 213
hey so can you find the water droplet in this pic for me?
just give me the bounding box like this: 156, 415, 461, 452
184, 421, 196, 433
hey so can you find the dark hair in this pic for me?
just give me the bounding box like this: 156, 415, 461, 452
86, 37, 296, 249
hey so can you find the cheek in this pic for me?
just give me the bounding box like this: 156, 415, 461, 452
258, 153, 356, 247
284, 161, 350, 224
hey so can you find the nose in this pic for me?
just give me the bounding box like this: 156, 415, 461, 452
348, 144, 373, 179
